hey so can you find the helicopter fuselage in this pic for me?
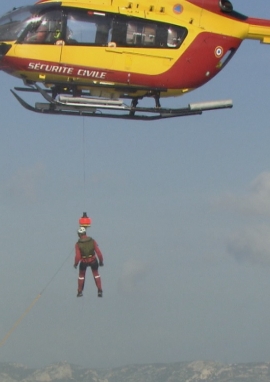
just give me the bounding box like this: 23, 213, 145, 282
0, 0, 270, 109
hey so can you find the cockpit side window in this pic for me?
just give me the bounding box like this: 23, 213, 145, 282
22, 10, 63, 44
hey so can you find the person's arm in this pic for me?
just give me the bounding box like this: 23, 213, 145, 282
94, 241, 104, 266
74, 243, 81, 268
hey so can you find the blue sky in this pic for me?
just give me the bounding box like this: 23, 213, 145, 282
1, 0, 270, 369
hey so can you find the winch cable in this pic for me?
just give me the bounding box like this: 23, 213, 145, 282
82, 116, 87, 209
0, 247, 74, 348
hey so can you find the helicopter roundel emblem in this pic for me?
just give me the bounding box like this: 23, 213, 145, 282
215, 46, 224, 58
173, 4, 183, 14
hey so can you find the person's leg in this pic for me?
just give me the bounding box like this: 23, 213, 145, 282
77, 262, 87, 296
91, 261, 103, 297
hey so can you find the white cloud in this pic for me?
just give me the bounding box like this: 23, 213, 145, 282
2, 163, 46, 203
217, 171, 270, 216
215, 172, 270, 265
118, 258, 149, 294
227, 225, 270, 265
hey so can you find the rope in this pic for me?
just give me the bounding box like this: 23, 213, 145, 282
0, 247, 74, 348
0, 294, 41, 348
40, 247, 74, 294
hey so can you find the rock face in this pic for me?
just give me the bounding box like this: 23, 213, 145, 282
1, 361, 270, 382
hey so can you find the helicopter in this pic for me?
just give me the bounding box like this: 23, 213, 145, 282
0, 0, 269, 120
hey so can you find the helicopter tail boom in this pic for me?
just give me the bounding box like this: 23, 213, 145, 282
246, 18, 270, 44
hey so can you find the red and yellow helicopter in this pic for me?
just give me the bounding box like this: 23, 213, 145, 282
0, 0, 269, 120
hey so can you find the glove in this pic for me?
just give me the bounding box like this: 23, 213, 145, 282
99, 262, 104, 267
73, 264, 77, 269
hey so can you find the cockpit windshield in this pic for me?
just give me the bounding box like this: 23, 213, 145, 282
0, 4, 61, 42
0, 6, 34, 41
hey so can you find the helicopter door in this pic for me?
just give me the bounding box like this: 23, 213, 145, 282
14, 10, 63, 76
60, 10, 115, 85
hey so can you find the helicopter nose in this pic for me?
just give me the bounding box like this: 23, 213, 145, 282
0, 43, 11, 59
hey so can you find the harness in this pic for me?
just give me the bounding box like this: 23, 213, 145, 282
78, 237, 95, 259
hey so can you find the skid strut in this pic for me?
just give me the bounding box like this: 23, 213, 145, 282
10, 84, 233, 120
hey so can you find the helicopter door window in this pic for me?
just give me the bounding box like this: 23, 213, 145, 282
66, 11, 112, 45
167, 26, 187, 48
111, 20, 127, 46
112, 17, 187, 48
126, 23, 138, 45
95, 21, 112, 45
167, 28, 179, 47
155, 25, 167, 47
142, 25, 156, 46
67, 14, 97, 44
126, 22, 156, 46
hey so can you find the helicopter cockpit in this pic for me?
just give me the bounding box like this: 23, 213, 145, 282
0, 5, 50, 41
0, 4, 63, 43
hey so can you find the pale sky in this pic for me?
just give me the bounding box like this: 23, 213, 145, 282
1, 0, 270, 369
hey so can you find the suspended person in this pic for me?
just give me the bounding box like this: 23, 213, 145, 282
74, 227, 104, 297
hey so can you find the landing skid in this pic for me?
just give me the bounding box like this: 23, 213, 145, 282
10, 85, 233, 121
